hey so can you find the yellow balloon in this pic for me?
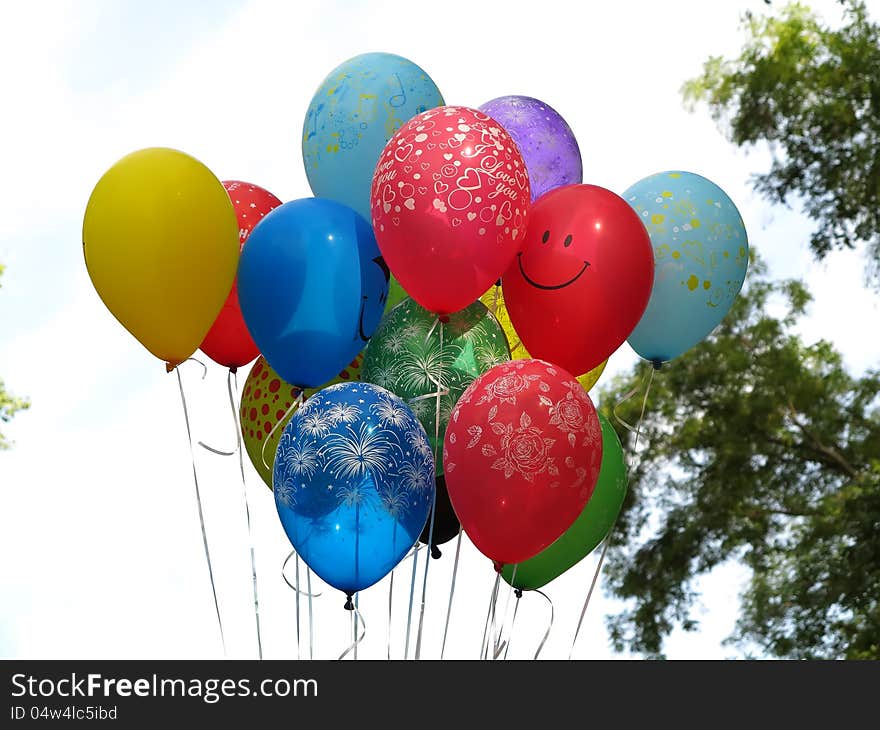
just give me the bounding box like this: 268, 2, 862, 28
577, 359, 607, 392
83, 148, 239, 369
480, 285, 608, 392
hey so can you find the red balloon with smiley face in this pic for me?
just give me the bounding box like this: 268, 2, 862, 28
502, 184, 654, 375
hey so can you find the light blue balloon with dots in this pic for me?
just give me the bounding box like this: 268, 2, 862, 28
623, 171, 749, 365
302, 52, 444, 222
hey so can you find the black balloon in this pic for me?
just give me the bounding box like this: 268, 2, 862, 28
419, 475, 460, 558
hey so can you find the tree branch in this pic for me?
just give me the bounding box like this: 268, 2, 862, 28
786, 400, 860, 479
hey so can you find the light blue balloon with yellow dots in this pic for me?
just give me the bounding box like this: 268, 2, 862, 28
622, 171, 749, 364
301, 53, 444, 221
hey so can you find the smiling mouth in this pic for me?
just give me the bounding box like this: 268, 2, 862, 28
357, 296, 370, 342
517, 253, 590, 290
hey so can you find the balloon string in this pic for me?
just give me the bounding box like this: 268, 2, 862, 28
296, 553, 301, 660
281, 550, 323, 596
228, 369, 263, 659
307, 567, 315, 660
403, 544, 421, 658
487, 572, 502, 660
260, 391, 304, 473
281, 550, 321, 659
338, 602, 366, 660
353, 593, 359, 661
387, 567, 395, 660
183, 356, 208, 379
493, 564, 517, 659
503, 591, 520, 660
440, 527, 463, 659
569, 365, 657, 659
533, 589, 554, 659
195, 368, 238, 455
387, 520, 399, 660
386, 545, 423, 659
174, 366, 225, 656
479, 571, 501, 660
612, 364, 656, 436
414, 318, 444, 659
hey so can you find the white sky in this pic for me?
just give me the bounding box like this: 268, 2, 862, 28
2, 0, 879, 660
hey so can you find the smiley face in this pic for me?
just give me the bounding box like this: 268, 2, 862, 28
516, 229, 591, 290
357, 254, 391, 342
501, 183, 655, 377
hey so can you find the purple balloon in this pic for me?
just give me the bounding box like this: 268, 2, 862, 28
479, 95, 583, 201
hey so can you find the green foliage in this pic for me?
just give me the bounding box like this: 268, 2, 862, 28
599, 258, 880, 658
683, 1, 880, 282
0, 263, 28, 449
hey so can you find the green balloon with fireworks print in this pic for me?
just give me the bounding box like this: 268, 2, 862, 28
362, 297, 511, 475
383, 275, 408, 315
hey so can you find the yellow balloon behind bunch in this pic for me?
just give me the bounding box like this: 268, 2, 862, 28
480, 285, 607, 391
83, 148, 239, 369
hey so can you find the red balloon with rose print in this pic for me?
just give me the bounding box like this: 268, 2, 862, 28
200, 181, 283, 369
443, 358, 603, 566
370, 105, 531, 315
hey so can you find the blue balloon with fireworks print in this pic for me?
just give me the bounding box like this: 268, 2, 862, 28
302, 52, 444, 221
622, 171, 749, 364
273, 382, 435, 595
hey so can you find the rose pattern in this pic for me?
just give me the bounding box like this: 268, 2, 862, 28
442, 358, 603, 565
476, 371, 534, 406
446, 359, 601, 491
488, 412, 556, 481
550, 387, 588, 447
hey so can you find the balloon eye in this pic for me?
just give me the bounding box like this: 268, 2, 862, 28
541, 230, 550, 244
564, 234, 573, 248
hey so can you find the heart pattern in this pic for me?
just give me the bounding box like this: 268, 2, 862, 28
369, 105, 532, 312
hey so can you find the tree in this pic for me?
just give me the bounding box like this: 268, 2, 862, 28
682, 1, 880, 283
598, 258, 880, 659
0, 263, 29, 449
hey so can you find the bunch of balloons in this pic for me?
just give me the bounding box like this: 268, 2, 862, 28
82, 49, 749, 612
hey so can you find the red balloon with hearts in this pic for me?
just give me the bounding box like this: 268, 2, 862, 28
200, 181, 283, 369
502, 184, 654, 375
443, 358, 603, 566
370, 105, 531, 315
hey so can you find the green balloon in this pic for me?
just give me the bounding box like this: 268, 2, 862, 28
502, 414, 627, 591
383, 276, 409, 315
362, 297, 510, 474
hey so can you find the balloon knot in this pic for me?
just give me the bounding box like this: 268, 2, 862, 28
229, 366, 238, 375
439, 315, 450, 324
344, 594, 354, 611
651, 359, 664, 371
430, 545, 442, 560
165, 362, 176, 374
514, 589, 523, 599
492, 560, 504, 573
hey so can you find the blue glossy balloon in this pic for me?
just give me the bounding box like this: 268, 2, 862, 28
238, 198, 389, 388
302, 52, 444, 221
622, 171, 749, 364
273, 382, 435, 595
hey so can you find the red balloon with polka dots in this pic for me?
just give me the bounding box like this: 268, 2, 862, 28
239, 353, 364, 489
199, 181, 283, 369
